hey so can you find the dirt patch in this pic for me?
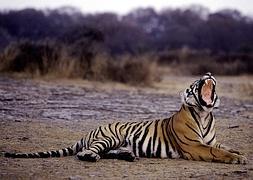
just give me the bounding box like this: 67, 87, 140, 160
0, 76, 252, 179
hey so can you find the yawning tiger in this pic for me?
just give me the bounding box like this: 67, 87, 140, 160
4, 73, 247, 164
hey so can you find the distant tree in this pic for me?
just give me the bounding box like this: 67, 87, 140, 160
0, 6, 252, 54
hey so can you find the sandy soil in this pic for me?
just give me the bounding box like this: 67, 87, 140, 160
0, 75, 252, 179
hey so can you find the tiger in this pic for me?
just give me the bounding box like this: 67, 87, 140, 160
3, 73, 247, 164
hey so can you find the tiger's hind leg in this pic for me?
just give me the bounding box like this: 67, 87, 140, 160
102, 147, 137, 162
76, 138, 123, 162
77, 149, 100, 162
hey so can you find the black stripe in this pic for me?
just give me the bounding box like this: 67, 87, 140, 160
192, 108, 200, 119
32, 153, 40, 158
87, 130, 94, 145
146, 137, 152, 158
51, 151, 57, 157
92, 144, 102, 152
169, 119, 194, 159
184, 135, 201, 143
108, 123, 116, 137
119, 124, 128, 147
203, 114, 213, 137
207, 133, 216, 145
118, 123, 126, 135
124, 123, 132, 137
98, 140, 108, 149
106, 125, 116, 147
186, 123, 202, 138
213, 95, 218, 106
38, 152, 50, 158
210, 147, 217, 158
16, 153, 28, 158
76, 142, 80, 153
185, 100, 194, 107
4, 152, 14, 158
178, 148, 194, 160
166, 117, 176, 152
130, 122, 143, 134
138, 122, 152, 157
56, 151, 61, 157
161, 120, 171, 158
94, 128, 100, 139
80, 138, 84, 147
199, 155, 205, 161
99, 127, 112, 148
62, 149, 67, 156
203, 114, 210, 130
113, 123, 122, 146
132, 125, 143, 156
67, 147, 73, 155
28, 153, 35, 158
156, 138, 161, 158
125, 125, 132, 146
152, 120, 159, 153
189, 107, 203, 136
167, 127, 184, 158
129, 124, 138, 135
171, 118, 189, 146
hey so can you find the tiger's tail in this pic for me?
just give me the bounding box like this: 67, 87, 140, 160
3, 139, 84, 158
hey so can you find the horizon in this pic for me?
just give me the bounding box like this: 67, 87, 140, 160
0, 0, 252, 16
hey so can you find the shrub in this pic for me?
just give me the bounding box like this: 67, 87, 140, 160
0, 41, 160, 86
0, 40, 60, 76
118, 56, 159, 85
158, 48, 253, 75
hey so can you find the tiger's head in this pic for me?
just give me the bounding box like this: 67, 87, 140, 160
182, 72, 220, 111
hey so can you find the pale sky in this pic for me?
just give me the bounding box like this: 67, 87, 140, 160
0, 0, 252, 15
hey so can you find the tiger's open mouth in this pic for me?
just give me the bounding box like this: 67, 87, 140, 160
199, 79, 215, 107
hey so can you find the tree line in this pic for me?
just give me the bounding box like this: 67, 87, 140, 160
0, 5, 252, 55
0, 5, 252, 76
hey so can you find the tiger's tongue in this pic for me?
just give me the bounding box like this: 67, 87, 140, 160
201, 80, 213, 105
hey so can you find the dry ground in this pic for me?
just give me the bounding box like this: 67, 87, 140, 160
0, 75, 252, 179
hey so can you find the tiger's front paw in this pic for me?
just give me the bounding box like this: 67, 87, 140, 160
231, 155, 247, 164
77, 150, 100, 162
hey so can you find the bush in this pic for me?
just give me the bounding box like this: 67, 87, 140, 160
158, 48, 253, 75
0, 40, 60, 76
87, 54, 160, 85
117, 56, 159, 85
0, 41, 160, 86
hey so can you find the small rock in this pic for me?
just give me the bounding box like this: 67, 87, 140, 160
18, 137, 29, 141
232, 170, 247, 174
69, 175, 83, 180
228, 125, 239, 129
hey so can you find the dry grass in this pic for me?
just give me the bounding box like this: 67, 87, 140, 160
108, 55, 160, 86
0, 41, 160, 86
159, 49, 253, 76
